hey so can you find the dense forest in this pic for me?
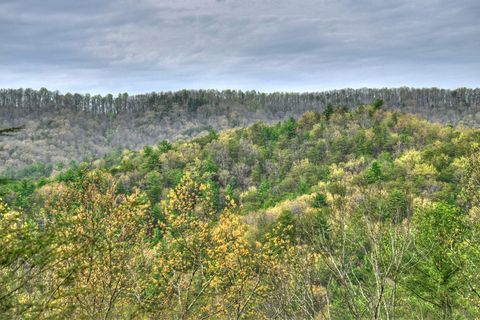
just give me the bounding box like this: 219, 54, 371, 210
2, 102, 480, 319
2, 88, 480, 178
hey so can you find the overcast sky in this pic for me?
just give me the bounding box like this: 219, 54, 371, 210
0, 0, 479, 94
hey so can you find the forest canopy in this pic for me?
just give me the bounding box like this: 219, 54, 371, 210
2, 87, 480, 178
2, 103, 480, 319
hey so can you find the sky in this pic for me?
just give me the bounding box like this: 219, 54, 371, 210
0, 0, 479, 94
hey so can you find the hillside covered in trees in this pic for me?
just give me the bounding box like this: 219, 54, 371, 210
2, 103, 480, 319
1, 87, 480, 178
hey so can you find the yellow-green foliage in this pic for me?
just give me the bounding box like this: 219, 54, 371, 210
2, 106, 480, 319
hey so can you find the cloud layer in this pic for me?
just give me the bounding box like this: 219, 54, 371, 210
1, 0, 479, 93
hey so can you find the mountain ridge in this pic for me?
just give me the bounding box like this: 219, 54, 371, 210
2, 87, 480, 177
2, 87, 480, 117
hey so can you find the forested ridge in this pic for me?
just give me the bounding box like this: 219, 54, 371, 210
1, 87, 480, 178
2, 103, 480, 319
2, 87, 480, 116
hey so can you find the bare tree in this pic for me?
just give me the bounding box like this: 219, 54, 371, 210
0, 126, 23, 136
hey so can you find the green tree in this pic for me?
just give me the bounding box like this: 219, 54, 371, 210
365, 161, 383, 184
373, 99, 384, 110
323, 103, 334, 120
312, 193, 328, 208
406, 203, 470, 319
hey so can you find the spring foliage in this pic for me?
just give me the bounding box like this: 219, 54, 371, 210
2, 104, 480, 318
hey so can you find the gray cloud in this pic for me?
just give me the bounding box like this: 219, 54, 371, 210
0, 0, 478, 93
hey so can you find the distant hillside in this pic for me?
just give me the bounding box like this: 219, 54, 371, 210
1, 87, 480, 177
